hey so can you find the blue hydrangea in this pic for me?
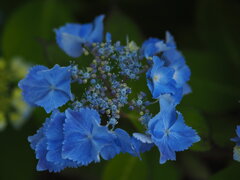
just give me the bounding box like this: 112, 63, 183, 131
62, 108, 119, 165
19, 64, 72, 113
20, 14, 200, 172
55, 15, 104, 57
146, 56, 176, 99
148, 107, 200, 164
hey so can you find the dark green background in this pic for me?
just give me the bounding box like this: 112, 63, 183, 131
0, 0, 239, 179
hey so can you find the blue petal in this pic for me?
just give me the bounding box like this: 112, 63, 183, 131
133, 133, 153, 144
165, 31, 176, 48
152, 80, 176, 99
105, 32, 112, 42
158, 141, 176, 164
35, 138, 65, 172
87, 15, 105, 43
28, 126, 44, 150
28, 117, 51, 150
18, 65, 49, 106
94, 127, 120, 160
148, 107, 200, 164
131, 137, 154, 158
65, 108, 100, 134
19, 65, 72, 113
100, 143, 120, 160
231, 126, 240, 146
63, 108, 111, 165
163, 49, 191, 88
167, 113, 200, 152
236, 126, 240, 137
63, 137, 99, 165
173, 65, 191, 87
182, 83, 192, 95
141, 38, 170, 57
78, 23, 94, 38
55, 15, 104, 57
159, 88, 183, 109
114, 128, 133, 154
147, 57, 177, 99
152, 67, 175, 84
55, 28, 84, 57
92, 126, 115, 147
45, 111, 78, 168
163, 49, 185, 65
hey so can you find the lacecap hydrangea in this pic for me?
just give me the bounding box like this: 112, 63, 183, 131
19, 14, 200, 172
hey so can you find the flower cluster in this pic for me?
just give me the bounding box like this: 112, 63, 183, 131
19, 14, 200, 172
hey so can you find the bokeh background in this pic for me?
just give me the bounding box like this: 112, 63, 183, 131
0, 0, 240, 179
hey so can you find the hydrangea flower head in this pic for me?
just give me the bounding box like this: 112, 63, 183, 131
55, 15, 104, 57
19, 14, 200, 172
148, 107, 200, 164
18, 64, 72, 113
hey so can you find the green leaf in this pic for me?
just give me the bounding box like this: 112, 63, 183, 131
2, 0, 74, 65
180, 153, 210, 180
196, 0, 240, 70
102, 154, 147, 180
209, 116, 236, 147
181, 50, 240, 113
149, 163, 180, 180
0, 121, 37, 180
210, 162, 240, 180
124, 111, 145, 132
105, 11, 143, 44
145, 148, 181, 180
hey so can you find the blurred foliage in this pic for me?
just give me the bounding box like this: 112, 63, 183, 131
0, 57, 32, 131
0, 0, 239, 179
209, 162, 240, 180
1, 0, 74, 66
102, 154, 147, 180
105, 11, 143, 44
179, 152, 210, 179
